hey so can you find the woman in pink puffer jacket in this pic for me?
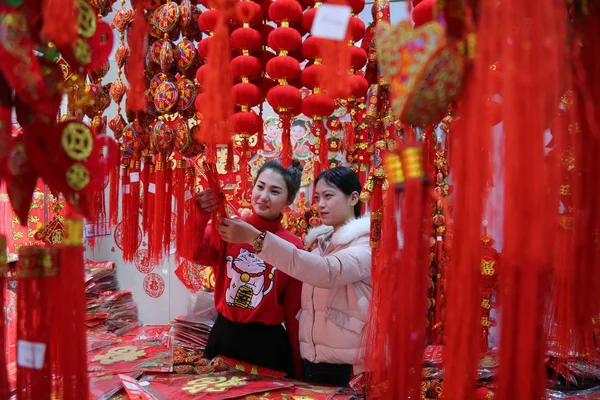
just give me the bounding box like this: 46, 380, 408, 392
218, 167, 371, 387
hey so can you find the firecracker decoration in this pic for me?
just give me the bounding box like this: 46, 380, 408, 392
429, 122, 452, 345
479, 221, 499, 353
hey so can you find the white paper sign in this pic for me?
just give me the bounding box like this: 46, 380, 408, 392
123, 184, 131, 194
130, 172, 140, 183
311, 4, 352, 41
148, 183, 156, 194
17, 340, 47, 370
339, 113, 352, 123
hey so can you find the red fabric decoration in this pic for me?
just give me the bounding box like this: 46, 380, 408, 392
197, 0, 235, 145
0, 238, 8, 399
126, 6, 148, 112
41, 0, 77, 48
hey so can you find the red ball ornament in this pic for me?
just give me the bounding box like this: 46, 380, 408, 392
231, 55, 263, 81
269, 0, 303, 24
268, 27, 303, 53
230, 27, 263, 53
266, 56, 301, 81
347, 74, 368, 99
301, 93, 335, 118
230, 111, 262, 134
412, 0, 436, 27
233, 82, 263, 107
301, 7, 317, 31
301, 64, 327, 89
348, 17, 366, 43
346, 0, 366, 15
267, 85, 301, 115
233, 1, 263, 24
350, 46, 368, 71
197, 37, 212, 59
302, 35, 322, 60
197, 10, 220, 33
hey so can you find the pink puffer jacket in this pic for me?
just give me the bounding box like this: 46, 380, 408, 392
258, 215, 372, 373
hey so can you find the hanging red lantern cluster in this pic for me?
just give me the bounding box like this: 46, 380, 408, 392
230, 0, 265, 196
266, 0, 304, 166
300, 3, 332, 176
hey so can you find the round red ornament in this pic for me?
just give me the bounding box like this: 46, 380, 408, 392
134, 249, 154, 274
176, 78, 196, 111
154, 81, 179, 113
143, 273, 165, 298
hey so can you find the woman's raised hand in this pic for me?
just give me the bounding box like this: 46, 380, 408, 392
195, 189, 217, 213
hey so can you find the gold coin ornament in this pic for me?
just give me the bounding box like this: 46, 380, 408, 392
66, 163, 90, 191
77, 0, 97, 38
73, 38, 92, 65
62, 122, 93, 161
240, 273, 250, 283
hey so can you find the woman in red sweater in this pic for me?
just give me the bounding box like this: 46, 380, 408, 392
192, 160, 304, 378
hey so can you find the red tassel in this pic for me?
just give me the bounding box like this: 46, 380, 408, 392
0, 237, 8, 400
126, 8, 147, 112
226, 142, 235, 173
109, 162, 120, 227
281, 117, 292, 167
239, 140, 251, 199
145, 162, 156, 251
174, 160, 186, 262
141, 157, 151, 234
126, 159, 141, 262
315, 119, 328, 170
54, 216, 89, 400
151, 154, 166, 264
197, 1, 234, 145
16, 246, 57, 400
257, 107, 265, 151
120, 165, 132, 260
181, 166, 198, 260
41, 0, 77, 48
342, 120, 355, 150
494, 1, 565, 399
163, 163, 173, 254
364, 156, 403, 393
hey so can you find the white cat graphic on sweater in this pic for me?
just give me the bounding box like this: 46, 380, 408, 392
225, 248, 276, 309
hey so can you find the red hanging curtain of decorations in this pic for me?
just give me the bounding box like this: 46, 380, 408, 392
494, 1, 566, 400
0, 236, 8, 399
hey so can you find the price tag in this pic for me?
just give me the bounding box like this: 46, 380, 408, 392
148, 183, 156, 194
17, 340, 47, 370
130, 172, 140, 183
311, 4, 352, 41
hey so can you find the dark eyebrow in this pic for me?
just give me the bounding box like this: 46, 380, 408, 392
257, 180, 283, 191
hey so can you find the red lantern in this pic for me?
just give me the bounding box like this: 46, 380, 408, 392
231, 55, 263, 81
230, 27, 263, 53
231, 111, 262, 135
267, 85, 301, 113
234, 1, 264, 24
412, 0, 436, 27
347, 74, 368, 99
348, 17, 366, 43
268, 0, 303, 23
197, 10, 220, 33
268, 27, 303, 53
301, 93, 335, 117
266, 56, 301, 81
233, 82, 263, 107
301, 64, 327, 89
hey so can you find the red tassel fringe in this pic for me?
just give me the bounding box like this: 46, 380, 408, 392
198, 2, 234, 145
41, 0, 77, 48
281, 117, 292, 167
109, 162, 120, 227
174, 162, 186, 262
151, 154, 166, 264
54, 217, 89, 400
126, 8, 147, 112
163, 164, 173, 254
0, 238, 8, 400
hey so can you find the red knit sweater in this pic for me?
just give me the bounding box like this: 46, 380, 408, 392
193, 212, 303, 378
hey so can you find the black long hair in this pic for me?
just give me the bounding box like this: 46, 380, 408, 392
254, 159, 304, 202
315, 166, 363, 217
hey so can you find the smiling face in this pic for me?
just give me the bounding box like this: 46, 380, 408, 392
265, 124, 281, 140
314, 179, 358, 229
251, 168, 290, 220
291, 124, 307, 143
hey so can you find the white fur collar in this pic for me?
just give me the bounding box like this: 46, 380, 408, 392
304, 214, 371, 248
